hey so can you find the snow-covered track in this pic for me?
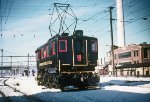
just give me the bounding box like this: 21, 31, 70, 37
0, 90, 11, 102
0, 77, 44, 102
0, 78, 12, 102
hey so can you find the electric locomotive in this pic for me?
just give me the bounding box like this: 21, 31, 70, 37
35, 30, 99, 90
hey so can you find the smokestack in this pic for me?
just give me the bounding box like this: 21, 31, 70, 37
116, 0, 126, 47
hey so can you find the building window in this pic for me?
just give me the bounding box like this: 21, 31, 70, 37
134, 50, 138, 57
127, 72, 129, 76
137, 71, 139, 76
144, 48, 149, 58
134, 71, 136, 76
91, 40, 97, 52
137, 50, 138, 56
146, 71, 149, 76
114, 54, 117, 59
130, 71, 132, 76
118, 52, 131, 59
59, 40, 67, 52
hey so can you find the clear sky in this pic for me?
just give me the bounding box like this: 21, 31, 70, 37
0, 0, 150, 65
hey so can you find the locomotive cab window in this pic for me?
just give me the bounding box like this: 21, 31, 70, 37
59, 40, 67, 52
52, 42, 56, 55
36, 51, 41, 60
46, 45, 49, 57
44, 49, 47, 58
41, 48, 44, 59
91, 40, 97, 52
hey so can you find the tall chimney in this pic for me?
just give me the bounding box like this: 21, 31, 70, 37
116, 0, 126, 47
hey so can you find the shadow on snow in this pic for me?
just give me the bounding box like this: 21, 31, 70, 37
0, 89, 149, 102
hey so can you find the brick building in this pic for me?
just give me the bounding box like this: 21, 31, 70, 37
108, 42, 150, 76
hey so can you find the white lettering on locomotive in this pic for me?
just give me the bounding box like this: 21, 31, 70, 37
39, 61, 52, 67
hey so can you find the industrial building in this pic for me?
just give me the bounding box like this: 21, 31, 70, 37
109, 42, 150, 77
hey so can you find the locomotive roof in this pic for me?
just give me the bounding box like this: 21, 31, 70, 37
35, 34, 97, 52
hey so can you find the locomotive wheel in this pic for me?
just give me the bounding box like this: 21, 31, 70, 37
41, 77, 45, 85
44, 81, 50, 88
37, 73, 42, 85
51, 74, 59, 89
78, 82, 88, 90
51, 83, 59, 89
37, 77, 40, 85
60, 86, 64, 91
37, 76, 43, 85
45, 74, 60, 89
46, 82, 52, 88
46, 77, 52, 88
37, 80, 41, 85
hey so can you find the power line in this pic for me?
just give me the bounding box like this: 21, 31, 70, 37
127, 27, 150, 37
124, 1, 150, 18
2, 0, 13, 31
0, 1, 149, 42
2, 0, 9, 17
30, 0, 46, 17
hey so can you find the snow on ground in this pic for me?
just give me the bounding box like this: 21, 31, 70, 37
100, 76, 150, 93
5, 76, 150, 102
6, 76, 61, 94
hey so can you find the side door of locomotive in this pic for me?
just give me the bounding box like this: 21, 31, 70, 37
73, 38, 88, 66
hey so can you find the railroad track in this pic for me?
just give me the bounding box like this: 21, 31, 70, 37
0, 90, 11, 102
0, 77, 44, 102
0, 78, 12, 102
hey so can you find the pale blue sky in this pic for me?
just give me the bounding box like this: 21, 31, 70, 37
0, 0, 150, 65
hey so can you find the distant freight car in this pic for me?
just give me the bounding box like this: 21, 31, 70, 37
35, 30, 99, 90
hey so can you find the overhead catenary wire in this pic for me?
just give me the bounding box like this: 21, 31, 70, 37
0, 0, 149, 50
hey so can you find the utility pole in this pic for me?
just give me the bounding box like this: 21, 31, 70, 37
10, 56, 12, 76
0, 0, 3, 75
109, 7, 115, 76
0, 0, 2, 36
27, 53, 29, 77
0, 40, 2, 68
0, 0, 2, 76
104, 57, 105, 65
1, 49, 3, 76
10, 56, 12, 67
